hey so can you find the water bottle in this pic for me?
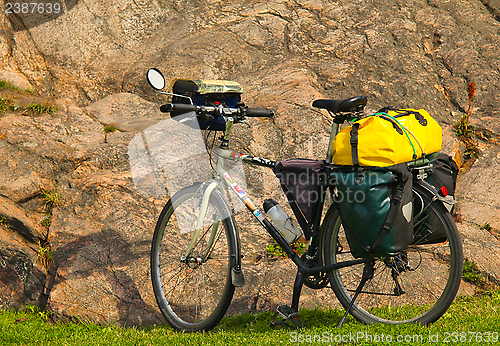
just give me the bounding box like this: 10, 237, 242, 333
263, 199, 303, 244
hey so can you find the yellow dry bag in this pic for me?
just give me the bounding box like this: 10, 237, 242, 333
332, 108, 442, 167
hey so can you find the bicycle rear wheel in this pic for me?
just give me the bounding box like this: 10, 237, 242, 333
151, 184, 236, 332
322, 184, 463, 324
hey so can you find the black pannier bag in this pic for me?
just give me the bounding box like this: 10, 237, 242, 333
170, 79, 244, 131
412, 153, 459, 245
426, 153, 459, 205
330, 164, 414, 258
274, 159, 327, 240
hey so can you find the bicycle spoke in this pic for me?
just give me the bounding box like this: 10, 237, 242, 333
151, 186, 235, 331
324, 186, 463, 324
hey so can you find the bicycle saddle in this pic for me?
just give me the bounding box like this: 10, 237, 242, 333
312, 96, 367, 113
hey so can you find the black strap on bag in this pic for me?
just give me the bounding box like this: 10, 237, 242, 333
350, 123, 360, 166
371, 166, 410, 254
370, 181, 406, 253
378, 107, 428, 126
349, 123, 366, 183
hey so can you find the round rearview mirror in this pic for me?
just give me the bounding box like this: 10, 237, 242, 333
147, 68, 166, 90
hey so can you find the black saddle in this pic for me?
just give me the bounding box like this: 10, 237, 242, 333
312, 96, 367, 113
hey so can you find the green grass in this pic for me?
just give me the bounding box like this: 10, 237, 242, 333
0, 80, 16, 90
481, 223, 493, 232
266, 240, 307, 259
26, 102, 59, 115
103, 124, 121, 133
462, 259, 491, 289
0, 97, 16, 113
1, 291, 499, 345
0, 79, 35, 94
43, 190, 61, 207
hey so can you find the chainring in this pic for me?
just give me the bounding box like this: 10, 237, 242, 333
301, 254, 329, 289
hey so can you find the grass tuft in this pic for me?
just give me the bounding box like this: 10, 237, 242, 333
36, 241, 53, 271
0, 97, 16, 113
0, 79, 35, 94
265, 240, 307, 259
0, 291, 499, 345
0, 80, 15, 89
103, 124, 121, 133
26, 102, 59, 115
455, 81, 476, 138
40, 213, 52, 228
43, 190, 61, 207
480, 222, 493, 231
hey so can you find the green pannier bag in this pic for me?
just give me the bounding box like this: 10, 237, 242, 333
330, 164, 414, 258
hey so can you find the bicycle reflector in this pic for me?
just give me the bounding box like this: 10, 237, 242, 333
440, 186, 448, 197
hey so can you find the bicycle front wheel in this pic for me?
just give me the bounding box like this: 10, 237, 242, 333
151, 184, 236, 332
322, 184, 463, 324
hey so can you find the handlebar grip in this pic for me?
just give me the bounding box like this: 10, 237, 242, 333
160, 103, 198, 113
245, 108, 274, 118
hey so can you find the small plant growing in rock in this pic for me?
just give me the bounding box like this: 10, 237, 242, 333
266, 240, 307, 259
0, 80, 15, 89
464, 147, 479, 160
40, 213, 52, 228
43, 190, 61, 207
455, 81, 476, 138
462, 259, 482, 283
0, 80, 34, 94
104, 124, 120, 133
266, 242, 288, 258
26, 102, 59, 115
103, 124, 123, 143
0, 214, 8, 224
480, 222, 493, 231
26, 304, 53, 320
462, 259, 493, 292
0, 97, 16, 113
36, 241, 53, 271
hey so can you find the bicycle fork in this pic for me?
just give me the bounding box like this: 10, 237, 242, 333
183, 181, 219, 259
182, 181, 245, 287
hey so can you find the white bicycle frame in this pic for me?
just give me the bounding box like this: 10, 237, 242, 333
183, 116, 341, 259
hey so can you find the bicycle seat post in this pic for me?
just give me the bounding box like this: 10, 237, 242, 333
326, 121, 340, 164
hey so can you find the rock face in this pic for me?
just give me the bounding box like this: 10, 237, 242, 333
0, 0, 499, 326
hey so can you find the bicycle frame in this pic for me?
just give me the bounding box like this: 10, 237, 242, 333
183, 116, 368, 311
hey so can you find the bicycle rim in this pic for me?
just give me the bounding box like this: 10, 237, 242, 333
323, 186, 463, 324
151, 185, 235, 331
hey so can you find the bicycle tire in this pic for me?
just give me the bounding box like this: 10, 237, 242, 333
322, 183, 463, 324
151, 184, 236, 332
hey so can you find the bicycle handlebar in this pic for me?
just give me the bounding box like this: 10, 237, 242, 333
244, 108, 274, 118
159, 103, 274, 119
160, 103, 197, 113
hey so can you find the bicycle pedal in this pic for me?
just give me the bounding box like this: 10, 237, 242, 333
270, 305, 302, 329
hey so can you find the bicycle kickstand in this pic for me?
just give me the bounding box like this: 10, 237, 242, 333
270, 305, 303, 330
337, 261, 374, 328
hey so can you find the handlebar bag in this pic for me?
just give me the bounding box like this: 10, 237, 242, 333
170, 79, 244, 131
330, 164, 414, 258
412, 152, 459, 245
332, 108, 442, 167
274, 159, 327, 240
